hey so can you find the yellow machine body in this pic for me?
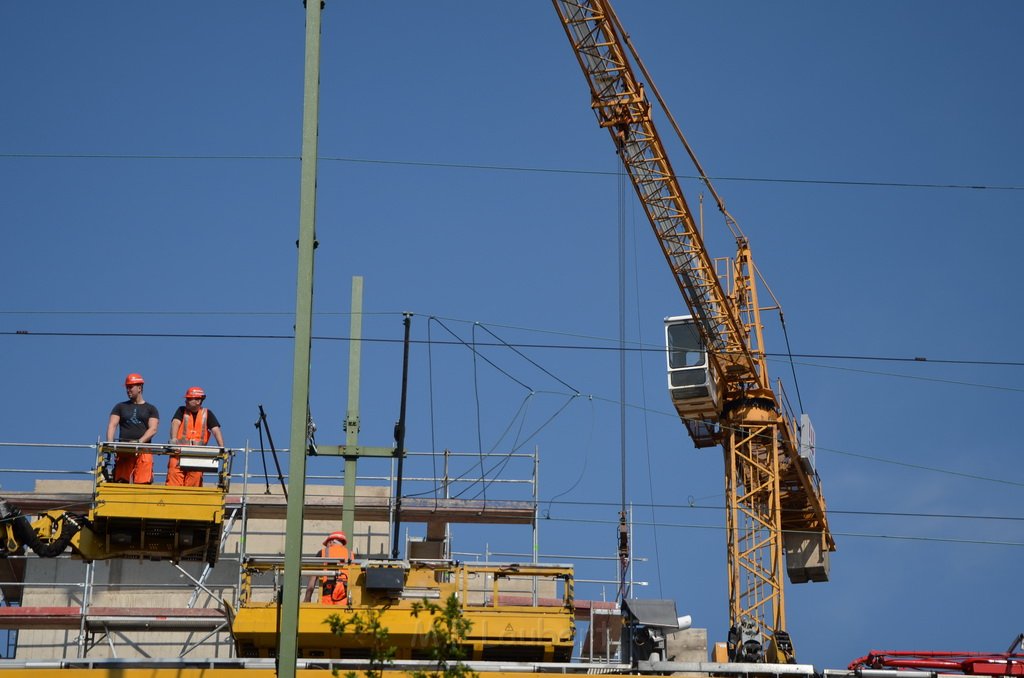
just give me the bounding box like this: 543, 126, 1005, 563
75, 443, 231, 564
7, 443, 234, 565
233, 561, 576, 662
77, 482, 224, 563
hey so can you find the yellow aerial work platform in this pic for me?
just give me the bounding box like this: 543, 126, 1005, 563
232, 559, 576, 662
80, 442, 230, 564
9, 442, 232, 565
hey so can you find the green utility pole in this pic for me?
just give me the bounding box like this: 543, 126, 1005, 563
316, 277, 395, 537
342, 277, 363, 540
279, 0, 322, 674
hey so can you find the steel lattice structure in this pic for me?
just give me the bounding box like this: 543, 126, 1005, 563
552, 0, 834, 661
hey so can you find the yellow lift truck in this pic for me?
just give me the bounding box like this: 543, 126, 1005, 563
232, 559, 576, 662
1, 441, 231, 565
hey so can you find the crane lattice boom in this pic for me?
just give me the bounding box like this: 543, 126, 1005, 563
552, 1, 758, 390
552, 0, 834, 662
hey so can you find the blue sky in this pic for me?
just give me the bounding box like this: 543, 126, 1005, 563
2, 1, 1022, 669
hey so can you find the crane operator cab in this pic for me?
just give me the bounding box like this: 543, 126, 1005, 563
665, 315, 722, 447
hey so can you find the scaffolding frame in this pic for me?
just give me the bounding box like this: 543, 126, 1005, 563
0, 442, 553, 660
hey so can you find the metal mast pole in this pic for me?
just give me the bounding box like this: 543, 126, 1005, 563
278, 0, 323, 674
342, 277, 364, 543
391, 313, 412, 559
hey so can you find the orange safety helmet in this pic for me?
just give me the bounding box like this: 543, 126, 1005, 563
125, 373, 145, 386
324, 531, 347, 546
185, 386, 206, 400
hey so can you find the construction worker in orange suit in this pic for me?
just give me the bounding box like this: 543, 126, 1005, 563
304, 531, 354, 605
166, 386, 225, 487
106, 373, 159, 484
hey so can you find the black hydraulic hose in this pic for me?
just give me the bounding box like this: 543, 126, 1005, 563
0, 497, 83, 558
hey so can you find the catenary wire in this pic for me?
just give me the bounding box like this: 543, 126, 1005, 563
6, 330, 1024, 485
451, 393, 580, 500
402, 392, 581, 501
13, 310, 1024, 368
577, 392, 1024, 489
542, 516, 1024, 548
543, 395, 596, 515
465, 395, 534, 501
428, 318, 531, 392
3, 152, 1021, 191
779, 358, 1024, 393
415, 319, 586, 501
475, 323, 580, 395
8, 309, 1024, 370
541, 498, 1024, 523
0, 489, 1018, 527
5, 327, 1023, 369
12, 326, 1021, 392
457, 321, 579, 500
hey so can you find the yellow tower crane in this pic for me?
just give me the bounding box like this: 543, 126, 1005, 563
551, 0, 835, 663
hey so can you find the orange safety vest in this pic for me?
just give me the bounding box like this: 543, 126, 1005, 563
177, 408, 210, 445
319, 542, 351, 605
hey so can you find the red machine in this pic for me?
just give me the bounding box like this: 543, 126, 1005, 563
850, 635, 1024, 675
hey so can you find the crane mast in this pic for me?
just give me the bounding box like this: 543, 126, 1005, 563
552, 0, 835, 662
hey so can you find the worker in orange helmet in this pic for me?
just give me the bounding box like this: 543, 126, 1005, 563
166, 386, 225, 487
304, 531, 354, 605
106, 373, 160, 484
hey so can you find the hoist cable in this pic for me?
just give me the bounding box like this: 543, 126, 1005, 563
779, 311, 805, 416
617, 152, 630, 603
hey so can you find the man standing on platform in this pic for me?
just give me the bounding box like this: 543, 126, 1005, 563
106, 373, 159, 484
167, 386, 225, 487
304, 531, 353, 605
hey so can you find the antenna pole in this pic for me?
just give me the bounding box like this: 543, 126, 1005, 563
391, 313, 412, 559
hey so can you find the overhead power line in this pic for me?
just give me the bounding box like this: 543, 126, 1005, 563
6, 328, 1024, 396
777, 352, 1024, 367
3, 152, 1021, 191
5, 325, 1024, 488
1, 153, 296, 161
5, 330, 1024, 487
542, 498, 1024, 523
3, 326, 1023, 368
779, 358, 1024, 393
5, 309, 1022, 365
544, 515, 1024, 548
0, 310, 337, 317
